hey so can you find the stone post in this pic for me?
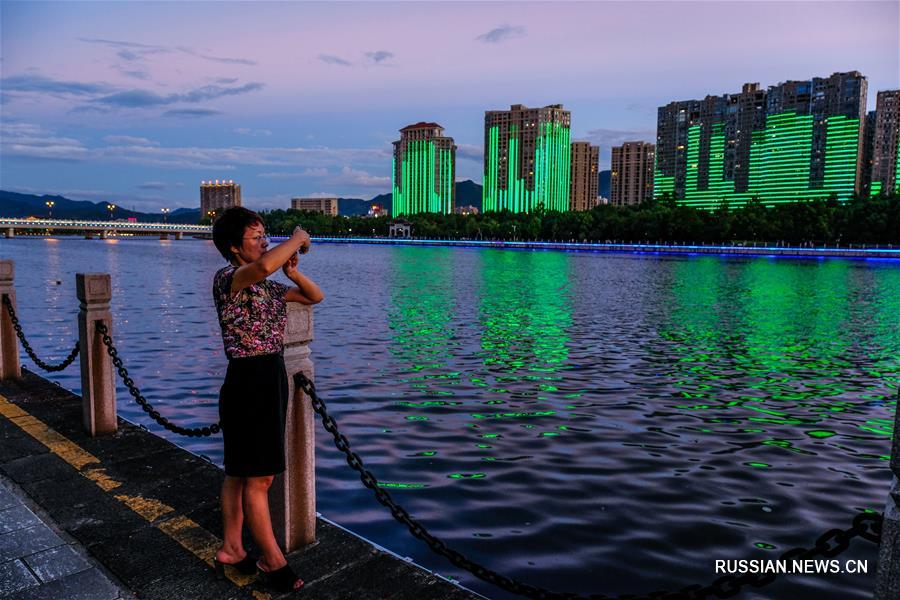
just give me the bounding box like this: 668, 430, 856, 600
876, 387, 900, 599
271, 303, 316, 552
76, 273, 117, 436
0, 260, 21, 380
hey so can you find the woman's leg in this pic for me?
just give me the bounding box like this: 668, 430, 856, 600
243, 475, 288, 570
243, 475, 301, 589
216, 475, 247, 563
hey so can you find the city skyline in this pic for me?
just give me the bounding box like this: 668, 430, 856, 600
1, 1, 897, 212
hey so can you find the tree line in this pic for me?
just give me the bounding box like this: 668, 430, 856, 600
259, 194, 899, 245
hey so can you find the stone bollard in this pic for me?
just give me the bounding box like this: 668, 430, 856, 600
0, 260, 21, 380
271, 303, 316, 552
875, 388, 900, 599
76, 273, 117, 436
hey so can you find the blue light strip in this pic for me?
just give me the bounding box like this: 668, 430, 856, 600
269, 237, 900, 260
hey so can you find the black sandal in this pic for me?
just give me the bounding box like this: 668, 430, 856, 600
258, 562, 304, 593
214, 553, 259, 579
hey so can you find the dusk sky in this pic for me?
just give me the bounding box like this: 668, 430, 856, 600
1, 1, 897, 213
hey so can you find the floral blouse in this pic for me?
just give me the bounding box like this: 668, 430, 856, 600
213, 265, 289, 359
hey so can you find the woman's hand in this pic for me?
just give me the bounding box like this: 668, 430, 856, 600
282, 252, 299, 277
292, 226, 312, 254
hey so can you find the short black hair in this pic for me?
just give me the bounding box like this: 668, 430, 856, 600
212, 207, 264, 262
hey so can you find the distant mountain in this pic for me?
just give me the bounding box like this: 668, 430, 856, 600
599, 170, 611, 199
1, 182, 489, 222
0, 190, 201, 223
455, 180, 482, 210
336, 197, 374, 216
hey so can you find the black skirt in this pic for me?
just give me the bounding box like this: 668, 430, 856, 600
219, 352, 288, 477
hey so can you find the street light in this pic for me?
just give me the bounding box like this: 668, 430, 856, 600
107, 203, 116, 221
161, 207, 170, 223
207, 210, 216, 222
45, 200, 54, 219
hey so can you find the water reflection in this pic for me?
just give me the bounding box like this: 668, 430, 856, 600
477, 250, 572, 381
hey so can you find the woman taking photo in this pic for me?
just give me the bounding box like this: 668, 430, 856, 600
211, 207, 323, 593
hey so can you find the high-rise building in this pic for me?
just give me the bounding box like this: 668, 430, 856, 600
483, 104, 571, 213
570, 141, 599, 211
654, 72, 867, 208
611, 141, 655, 206
871, 90, 900, 196
200, 180, 241, 221
860, 110, 877, 196
291, 197, 338, 216
391, 122, 456, 216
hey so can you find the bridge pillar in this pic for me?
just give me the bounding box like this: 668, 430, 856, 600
0, 261, 21, 380
76, 273, 117, 436
159, 233, 169, 241
175, 232, 183, 241
85, 232, 94, 240
99, 230, 108, 240
4, 228, 13, 239
271, 303, 316, 552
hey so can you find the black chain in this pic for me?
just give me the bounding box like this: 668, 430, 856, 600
2, 294, 79, 372
294, 372, 883, 600
94, 322, 220, 437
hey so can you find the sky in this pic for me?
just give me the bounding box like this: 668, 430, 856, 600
1, 1, 898, 213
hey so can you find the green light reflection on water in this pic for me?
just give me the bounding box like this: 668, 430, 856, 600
448, 473, 486, 479
471, 411, 556, 420
378, 482, 428, 489
660, 256, 898, 465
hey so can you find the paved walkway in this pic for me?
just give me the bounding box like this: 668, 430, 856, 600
0, 369, 481, 600
0, 471, 132, 599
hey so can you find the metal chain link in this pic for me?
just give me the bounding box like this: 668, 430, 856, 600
94, 322, 220, 438
294, 372, 883, 600
2, 294, 79, 372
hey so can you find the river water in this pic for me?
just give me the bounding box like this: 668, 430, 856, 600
2, 236, 897, 599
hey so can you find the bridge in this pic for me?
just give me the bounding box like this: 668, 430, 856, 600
0, 218, 211, 240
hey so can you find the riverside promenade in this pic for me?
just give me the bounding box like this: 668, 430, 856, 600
0, 368, 479, 600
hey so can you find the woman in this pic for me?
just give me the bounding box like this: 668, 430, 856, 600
211, 207, 324, 593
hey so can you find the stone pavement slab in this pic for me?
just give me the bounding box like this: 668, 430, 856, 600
0, 472, 133, 599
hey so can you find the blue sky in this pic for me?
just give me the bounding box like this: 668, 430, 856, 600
1, 1, 897, 213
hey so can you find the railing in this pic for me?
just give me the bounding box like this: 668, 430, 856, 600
0, 257, 890, 599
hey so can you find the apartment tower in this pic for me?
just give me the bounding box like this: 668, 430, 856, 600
291, 197, 339, 216
391, 122, 456, 216
570, 141, 599, 211
483, 104, 571, 213
871, 90, 900, 196
654, 71, 867, 208
611, 142, 655, 205
200, 180, 241, 222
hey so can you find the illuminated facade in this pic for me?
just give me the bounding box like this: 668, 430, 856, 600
871, 90, 900, 196
483, 104, 571, 213
392, 122, 456, 216
200, 180, 241, 221
569, 141, 599, 211
654, 72, 867, 208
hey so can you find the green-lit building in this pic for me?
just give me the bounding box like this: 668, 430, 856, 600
483, 104, 571, 213
654, 72, 868, 208
392, 122, 456, 216
870, 89, 900, 196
